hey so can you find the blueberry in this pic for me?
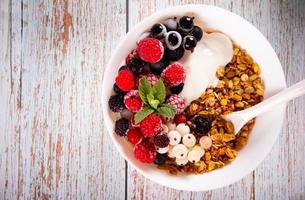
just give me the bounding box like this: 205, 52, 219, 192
164, 17, 178, 31
191, 26, 203, 41
165, 31, 182, 50
170, 83, 184, 94
154, 153, 166, 165
183, 36, 197, 52
150, 23, 167, 38
149, 58, 169, 75
190, 115, 212, 135
179, 16, 194, 32
164, 45, 185, 61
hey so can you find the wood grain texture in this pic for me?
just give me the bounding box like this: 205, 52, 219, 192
0, 0, 304, 199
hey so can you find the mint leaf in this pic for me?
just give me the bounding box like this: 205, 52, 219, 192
138, 77, 152, 105
152, 79, 166, 103
134, 107, 154, 124
156, 104, 176, 118
147, 92, 159, 109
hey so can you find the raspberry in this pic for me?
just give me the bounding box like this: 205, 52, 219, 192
154, 131, 170, 148
174, 113, 187, 125
115, 118, 129, 136
166, 94, 185, 114
161, 62, 186, 87
136, 38, 164, 63
127, 128, 143, 145
108, 94, 125, 112
115, 69, 135, 92
134, 140, 156, 163
124, 90, 144, 112
139, 114, 162, 137
146, 74, 158, 85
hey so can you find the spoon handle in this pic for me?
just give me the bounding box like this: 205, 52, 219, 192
238, 79, 305, 119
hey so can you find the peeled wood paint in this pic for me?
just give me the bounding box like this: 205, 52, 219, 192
0, 0, 304, 199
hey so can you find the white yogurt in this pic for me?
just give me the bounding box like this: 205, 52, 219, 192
180, 32, 233, 105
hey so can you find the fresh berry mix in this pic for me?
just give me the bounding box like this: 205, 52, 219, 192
107, 15, 259, 174
124, 90, 144, 113
108, 16, 202, 167
134, 140, 156, 163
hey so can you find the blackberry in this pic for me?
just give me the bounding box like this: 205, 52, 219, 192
113, 84, 126, 95
169, 83, 184, 94
154, 153, 166, 165
149, 58, 169, 75
190, 115, 212, 135
154, 132, 170, 148
164, 45, 185, 61
115, 118, 129, 136
127, 57, 146, 74
108, 94, 125, 112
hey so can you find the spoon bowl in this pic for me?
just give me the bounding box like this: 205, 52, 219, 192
223, 79, 305, 134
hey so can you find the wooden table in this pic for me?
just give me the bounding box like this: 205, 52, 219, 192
1, 0, 304, 199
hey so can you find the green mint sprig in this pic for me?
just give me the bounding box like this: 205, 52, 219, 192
135, 77, 176, 123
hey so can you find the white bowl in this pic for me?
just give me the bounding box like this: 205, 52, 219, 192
102, 5, 286, 191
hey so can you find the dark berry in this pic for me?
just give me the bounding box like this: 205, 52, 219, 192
164, 17, 178, 31
154, 132, 170, 148
150, 23, 167, 38
115, 118, 129, 136
169, 83, 184, 94
190, 115, 212, 135
179, 16, 194, 32
108, 94, 125, 112
191, 26, 203, 41
154, 153, 166, 165
127, 57, 146, 74
164, 45, 185, 61
165, 31, 182, 50
183, 36, 197, 52
119, 65, 129, 71
149, 58, 169, 75
113, 84, 126, 95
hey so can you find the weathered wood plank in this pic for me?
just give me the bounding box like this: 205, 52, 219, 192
2, 0, 126, 199
254, 0, 305, 199
126, 0, 259, 199
0, 0, 22, 199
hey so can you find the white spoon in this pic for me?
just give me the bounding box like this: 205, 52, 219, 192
222, 79, 305, 134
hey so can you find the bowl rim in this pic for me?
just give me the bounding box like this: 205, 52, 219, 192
102, 4, 286, 191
